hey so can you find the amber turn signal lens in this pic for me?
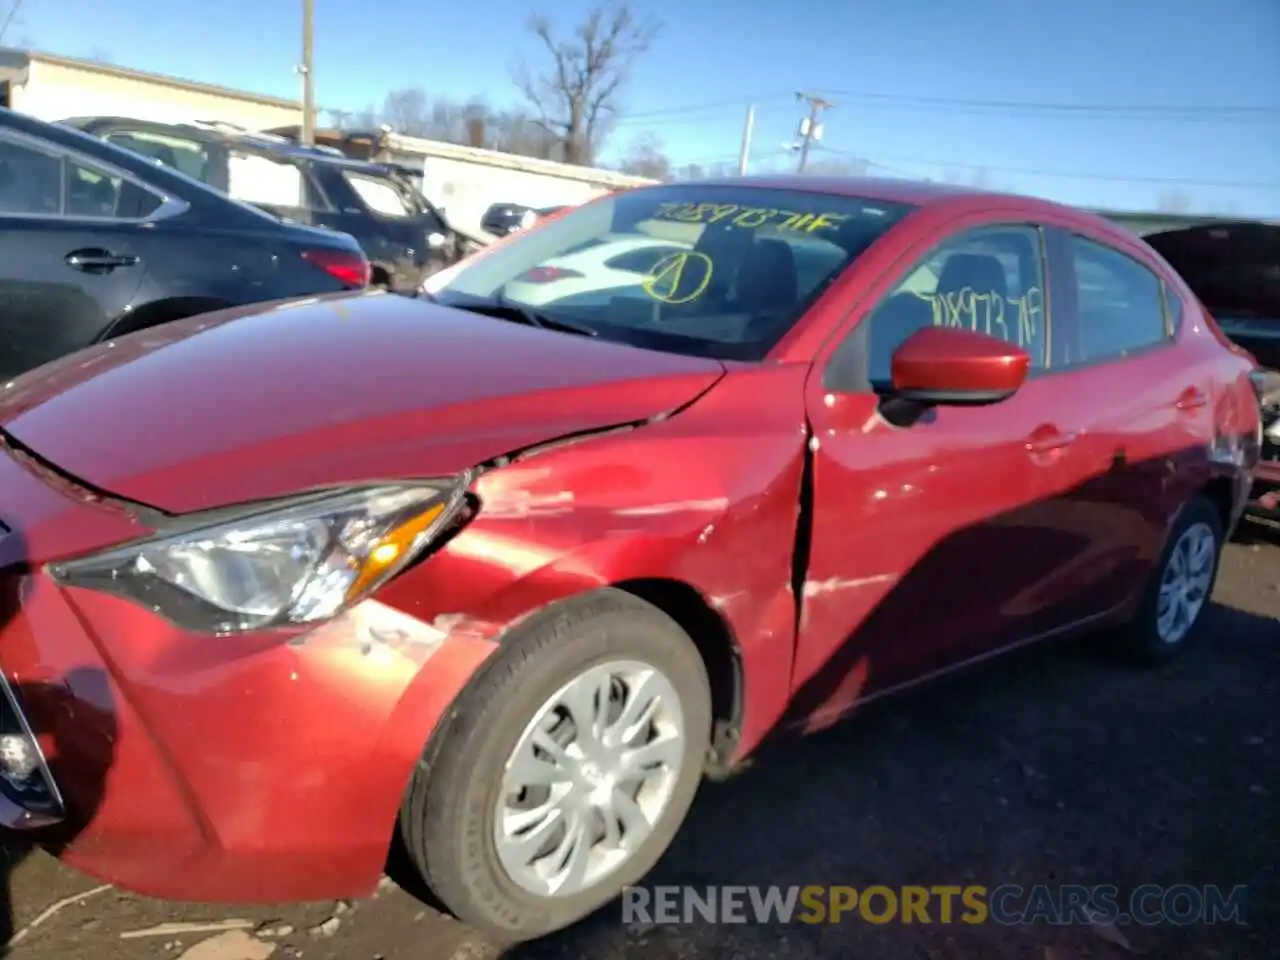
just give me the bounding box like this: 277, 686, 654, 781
344, 502, 447, 600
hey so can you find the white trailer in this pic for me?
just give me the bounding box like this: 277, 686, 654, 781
378, 132, 658, 240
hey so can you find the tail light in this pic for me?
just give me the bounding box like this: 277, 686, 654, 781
302, 248, 371, 288
516, 266, 584, 284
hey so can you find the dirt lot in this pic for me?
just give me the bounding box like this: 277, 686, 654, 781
2, 529, 1277, 960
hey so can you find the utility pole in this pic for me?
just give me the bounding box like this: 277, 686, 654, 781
300, 0, 316, 145
737, 104, 755, 176
795, 91, 832, 173
0, 0, 25, 44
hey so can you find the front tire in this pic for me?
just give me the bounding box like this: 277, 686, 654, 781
400, 589, 712, 943
1119, 494, 1223, 665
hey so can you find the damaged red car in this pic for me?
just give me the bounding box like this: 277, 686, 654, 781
1140, 221, 1280, 517
0, 177, 1263, 943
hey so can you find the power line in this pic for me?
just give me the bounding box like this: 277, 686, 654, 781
822, 88, 1280, 118
0, 0, 25, 44
614, 90, 1280, 131
819, 146, 1280, 190
614, 92, 794, 125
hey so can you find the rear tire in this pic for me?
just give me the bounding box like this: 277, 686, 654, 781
400, 588, 711, 944
1118, 494, 1223, 666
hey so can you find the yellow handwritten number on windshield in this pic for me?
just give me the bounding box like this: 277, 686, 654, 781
641, 251, 715, 305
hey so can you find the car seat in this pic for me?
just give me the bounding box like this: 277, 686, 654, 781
740, 238, 800, 342
933, 253, 1008, 334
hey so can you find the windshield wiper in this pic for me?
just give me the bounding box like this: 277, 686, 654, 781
461, 294, 599, 338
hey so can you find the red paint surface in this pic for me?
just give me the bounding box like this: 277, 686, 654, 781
0, 178, 1260, 903
891, 326, 1031, 395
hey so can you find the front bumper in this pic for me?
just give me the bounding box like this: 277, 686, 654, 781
0, 446, 496, 903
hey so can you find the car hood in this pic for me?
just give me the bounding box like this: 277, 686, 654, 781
0, 291, 725, 513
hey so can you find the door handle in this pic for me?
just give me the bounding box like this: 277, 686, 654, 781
65, 249, 139, 273
1176, 387, 1209, 411
1026, 424, 1079, 457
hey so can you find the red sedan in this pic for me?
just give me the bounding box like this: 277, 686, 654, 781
0, 177, 1263, 943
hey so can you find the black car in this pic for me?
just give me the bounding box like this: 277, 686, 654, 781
480, 202, 567, 238
61, 117, 463, 294
1145, 222, 1280, 368
0, 107, 370, 380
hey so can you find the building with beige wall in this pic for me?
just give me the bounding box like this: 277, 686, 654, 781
0, 48, 301, 131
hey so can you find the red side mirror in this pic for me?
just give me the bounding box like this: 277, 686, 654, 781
891, 326, 1030, 406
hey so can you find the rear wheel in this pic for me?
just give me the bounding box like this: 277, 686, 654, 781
400, 589, 711, 943
1118, 494, 1223, 665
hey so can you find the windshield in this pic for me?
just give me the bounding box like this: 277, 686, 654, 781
428, 184, 915, 361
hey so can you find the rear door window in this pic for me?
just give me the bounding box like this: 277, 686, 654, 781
1067, 235, 1170, 364
0, 133, 163, 220
0, 135, 62, 215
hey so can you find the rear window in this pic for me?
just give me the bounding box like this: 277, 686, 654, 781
430, 184, 915, 361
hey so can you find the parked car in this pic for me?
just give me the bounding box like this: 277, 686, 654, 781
60, 116, 462, 292
481, 201, 568, 238
0, 177, 1261, 944
1144, 222, 1280, 515
0, 107, 370, 380
501, 233, 693, 304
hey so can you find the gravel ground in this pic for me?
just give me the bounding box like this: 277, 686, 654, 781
3, 528, 1277, 960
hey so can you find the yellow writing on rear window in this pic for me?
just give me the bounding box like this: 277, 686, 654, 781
651, 202, 850, 233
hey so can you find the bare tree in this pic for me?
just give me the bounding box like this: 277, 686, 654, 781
345, 88, 562, 161
382, 87, 431, 137
515, 4, 659, 166
1157, 188, 1193, 214
617, 132, 671, 180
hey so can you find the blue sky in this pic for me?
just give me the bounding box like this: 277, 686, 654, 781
12, 0, 1280, 215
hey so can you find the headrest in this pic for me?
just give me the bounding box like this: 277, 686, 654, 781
936, 253, 1008, 301
738, 238, 798, 311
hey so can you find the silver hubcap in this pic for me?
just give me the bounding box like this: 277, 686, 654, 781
1156, 521, 1216, 645
494, 660, 686, 898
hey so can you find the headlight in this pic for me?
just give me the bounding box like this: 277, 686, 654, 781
49, 481, 467, 635
520, 209, 538, 228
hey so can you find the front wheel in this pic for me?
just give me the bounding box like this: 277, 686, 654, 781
1119, 494, 1223, 665
400, 589, 712, 943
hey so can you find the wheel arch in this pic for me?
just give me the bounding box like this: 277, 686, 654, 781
1201, 474, 1237, 536
612, 577, 745, 776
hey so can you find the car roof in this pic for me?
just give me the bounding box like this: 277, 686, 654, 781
652, 173, 1136, 240
686, 173, 1077, 214
60, 115, 406, 176
0, 107, 320, 230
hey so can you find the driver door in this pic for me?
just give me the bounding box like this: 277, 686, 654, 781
790, 220, 1092, 722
